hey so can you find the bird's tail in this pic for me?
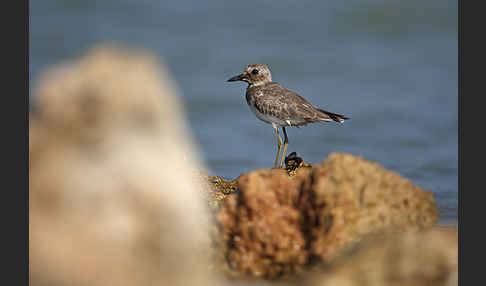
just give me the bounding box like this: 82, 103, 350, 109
316, 108, 349, 123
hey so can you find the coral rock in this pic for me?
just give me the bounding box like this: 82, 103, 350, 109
215, 153, 438, 279
308, 153, 438, 263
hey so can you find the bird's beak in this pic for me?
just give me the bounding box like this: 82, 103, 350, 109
227, 72, 247, 82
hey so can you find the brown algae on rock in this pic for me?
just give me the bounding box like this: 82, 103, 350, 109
198, 171, 239, 210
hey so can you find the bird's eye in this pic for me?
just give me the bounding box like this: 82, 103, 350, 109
251, 69, 259, 75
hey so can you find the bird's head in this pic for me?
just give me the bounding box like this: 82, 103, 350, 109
227, 64, 272, 87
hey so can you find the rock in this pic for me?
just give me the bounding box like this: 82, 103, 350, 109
307, 227, 458, 286
217, 168, 310, 279
215, 153, 438, 279
29, 43, 215, 286
307, 153, 438, 263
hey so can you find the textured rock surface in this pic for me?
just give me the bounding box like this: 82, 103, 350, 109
215, 153, 438, 279
29, 43, 214, 286
307, 227, 458, 286
308, 153, 438, 262
218, 168, 311, 278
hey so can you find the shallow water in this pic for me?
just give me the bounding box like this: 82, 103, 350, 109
30, 0, 458, 224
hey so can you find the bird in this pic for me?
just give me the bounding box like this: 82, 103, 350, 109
227, 64, 349, 169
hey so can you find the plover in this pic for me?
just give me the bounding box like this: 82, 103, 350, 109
227, 64, 349, 168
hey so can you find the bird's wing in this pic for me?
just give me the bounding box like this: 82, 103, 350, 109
255, 83, 347, 123
262, 83, 321, 120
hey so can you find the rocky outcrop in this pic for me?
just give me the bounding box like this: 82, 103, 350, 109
199, 152, 310, 211
307, 227, 458, 286
29, 43, 215, 286
215, 153, 438, 279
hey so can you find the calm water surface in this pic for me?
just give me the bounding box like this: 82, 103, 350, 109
30, 0, 458, 224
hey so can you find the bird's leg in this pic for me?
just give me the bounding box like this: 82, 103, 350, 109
279, 127, 289, 168
273, 125, 283, 168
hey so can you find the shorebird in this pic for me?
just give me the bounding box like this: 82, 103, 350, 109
227, 64, 349, 168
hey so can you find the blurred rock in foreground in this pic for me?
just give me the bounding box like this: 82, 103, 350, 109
215, 153, 439, 279
307, 227, 458, 286
29, 43, 214, 286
